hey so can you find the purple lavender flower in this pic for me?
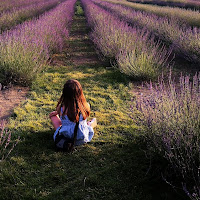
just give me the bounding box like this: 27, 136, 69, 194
135, 73, 200, 199
0, 0, 65, 33
82, 0, 171, 80
0, 118, 19, 161
93, 0, 200, 63
0, 0, 76, 85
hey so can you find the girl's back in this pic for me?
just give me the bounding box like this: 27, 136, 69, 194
54, 107, 94, 145
50, 79, 97, 150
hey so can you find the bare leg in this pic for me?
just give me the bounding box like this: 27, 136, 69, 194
50, 115, 62, 130
88, 118, 97, 128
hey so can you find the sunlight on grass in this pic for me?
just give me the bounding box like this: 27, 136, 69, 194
8, 63, 138, 142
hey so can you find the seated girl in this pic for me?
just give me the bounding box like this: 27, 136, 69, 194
49, 79, 97, 151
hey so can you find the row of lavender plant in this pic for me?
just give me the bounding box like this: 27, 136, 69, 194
130, 0, 198, 2
128, 0, 200, 12
105, 0, 200, 28
0, 0, 64, 33
135, 73, 200, 200
81, 0, 171, 80
0, 0, 47, 13
0, 0, 76, 85
94, 0, 200, 63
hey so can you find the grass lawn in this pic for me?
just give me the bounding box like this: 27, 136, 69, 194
0, 2, 186, 200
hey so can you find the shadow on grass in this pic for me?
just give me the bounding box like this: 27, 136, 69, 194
0, 129, 186, 200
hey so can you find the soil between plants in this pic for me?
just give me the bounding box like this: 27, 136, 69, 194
0, 86, 28, 120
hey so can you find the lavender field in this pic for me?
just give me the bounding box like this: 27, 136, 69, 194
0, 0, 76, 84
127, 0, 200, 10
0, 0, 199, 199
0, 0, 65, 33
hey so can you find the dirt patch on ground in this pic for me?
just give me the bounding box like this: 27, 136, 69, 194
0, 86, 29, 120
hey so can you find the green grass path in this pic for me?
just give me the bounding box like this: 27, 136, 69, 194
0, 3, 184, 200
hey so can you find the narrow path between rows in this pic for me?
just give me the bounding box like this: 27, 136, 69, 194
51, 5, 103, 68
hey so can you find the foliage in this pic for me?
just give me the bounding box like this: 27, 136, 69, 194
0, 0, 48, 13
135, 73, 200, 199
82, 0, 170, 80
0, 0, 63, 33
0, 120, 19, 161
128, 0, 200, 11
0, 0, 76, 85
107, 0, 200, 28
96, 0, 200, 63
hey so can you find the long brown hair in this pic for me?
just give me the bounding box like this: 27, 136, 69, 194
57, 79, 90, 122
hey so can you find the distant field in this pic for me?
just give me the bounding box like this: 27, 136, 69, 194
94, 0, 200, 67
127, 0, 200, 10
103, 0, 200, 27
0, 0, 65, 33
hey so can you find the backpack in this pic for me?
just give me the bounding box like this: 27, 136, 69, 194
54, 114, 79, 152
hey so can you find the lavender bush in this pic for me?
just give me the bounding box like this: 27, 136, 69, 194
0, 0, 63, 33
0, 0, 76, 85
0, 120, 19, 161
0, 0, 49, 13
135, 73, 200, 199
82, 0, 170, 80
94, 0, 200, 63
